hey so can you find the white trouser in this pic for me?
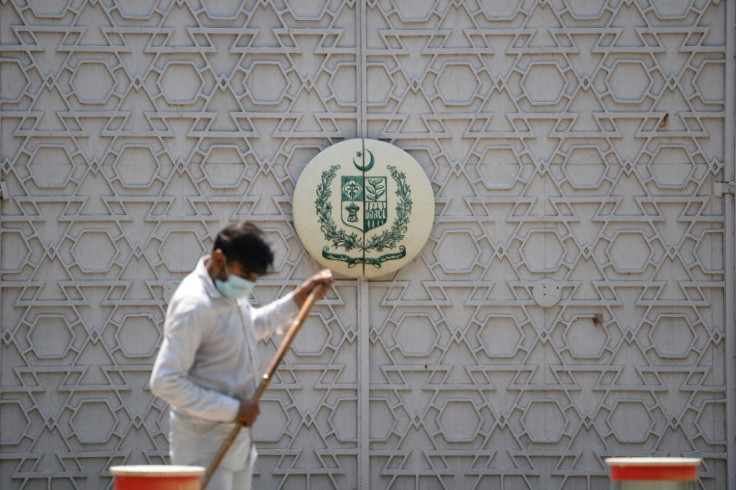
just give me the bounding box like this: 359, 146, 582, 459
169, 413, 256, 490
172, 452, 252, 490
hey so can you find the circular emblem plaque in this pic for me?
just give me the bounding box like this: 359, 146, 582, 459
293, 139, 434, 279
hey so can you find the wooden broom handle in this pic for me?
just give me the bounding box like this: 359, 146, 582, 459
201, 286, 325, 489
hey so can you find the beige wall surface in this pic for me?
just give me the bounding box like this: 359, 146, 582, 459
0, 0, 731, 488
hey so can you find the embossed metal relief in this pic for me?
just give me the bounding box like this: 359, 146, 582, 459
0, 1, 360, 488
0, 0, 730, 489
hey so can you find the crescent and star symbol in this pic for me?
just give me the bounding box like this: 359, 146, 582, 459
352, 149, 375, 172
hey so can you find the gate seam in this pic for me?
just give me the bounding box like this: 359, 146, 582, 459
357, 2, 370, 489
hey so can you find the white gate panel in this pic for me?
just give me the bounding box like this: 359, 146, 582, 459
363, 1, 729, 488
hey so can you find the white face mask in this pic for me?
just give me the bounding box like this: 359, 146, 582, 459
214, 259, 255, 301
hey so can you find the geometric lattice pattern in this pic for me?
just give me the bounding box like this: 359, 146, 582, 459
0, 0, 729, 488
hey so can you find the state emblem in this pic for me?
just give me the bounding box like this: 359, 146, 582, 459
293, 139, 434, 279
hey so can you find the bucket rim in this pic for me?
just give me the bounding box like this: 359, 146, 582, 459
110, 465, 205, 476
605, 457, 702, 467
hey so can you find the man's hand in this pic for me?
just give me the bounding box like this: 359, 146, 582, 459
236, 399, 260, 427
293, 269, 333, 307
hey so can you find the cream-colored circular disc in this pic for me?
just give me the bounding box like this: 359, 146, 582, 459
293, 139, 434, 279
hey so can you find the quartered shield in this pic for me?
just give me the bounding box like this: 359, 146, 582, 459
341, 175, 388, 233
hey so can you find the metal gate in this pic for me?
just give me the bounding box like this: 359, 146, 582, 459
0, 1, 733, 488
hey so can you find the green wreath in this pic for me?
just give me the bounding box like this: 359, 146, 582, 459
315, 164, 412, 253
315, 165, 362, 251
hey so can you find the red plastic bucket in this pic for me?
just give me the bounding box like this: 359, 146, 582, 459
605, 457, 701, 489
110, 465, 205, 490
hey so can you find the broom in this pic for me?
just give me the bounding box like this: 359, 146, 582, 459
201, 286, 325, 489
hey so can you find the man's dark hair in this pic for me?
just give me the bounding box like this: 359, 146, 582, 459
213, 222, 274, 275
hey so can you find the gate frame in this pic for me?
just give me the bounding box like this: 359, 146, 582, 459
725, 1, 735, 487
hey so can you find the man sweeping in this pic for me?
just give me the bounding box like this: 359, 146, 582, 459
150, 221, 333, 489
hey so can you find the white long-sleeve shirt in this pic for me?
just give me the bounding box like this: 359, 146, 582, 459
150, 256, 298, 470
